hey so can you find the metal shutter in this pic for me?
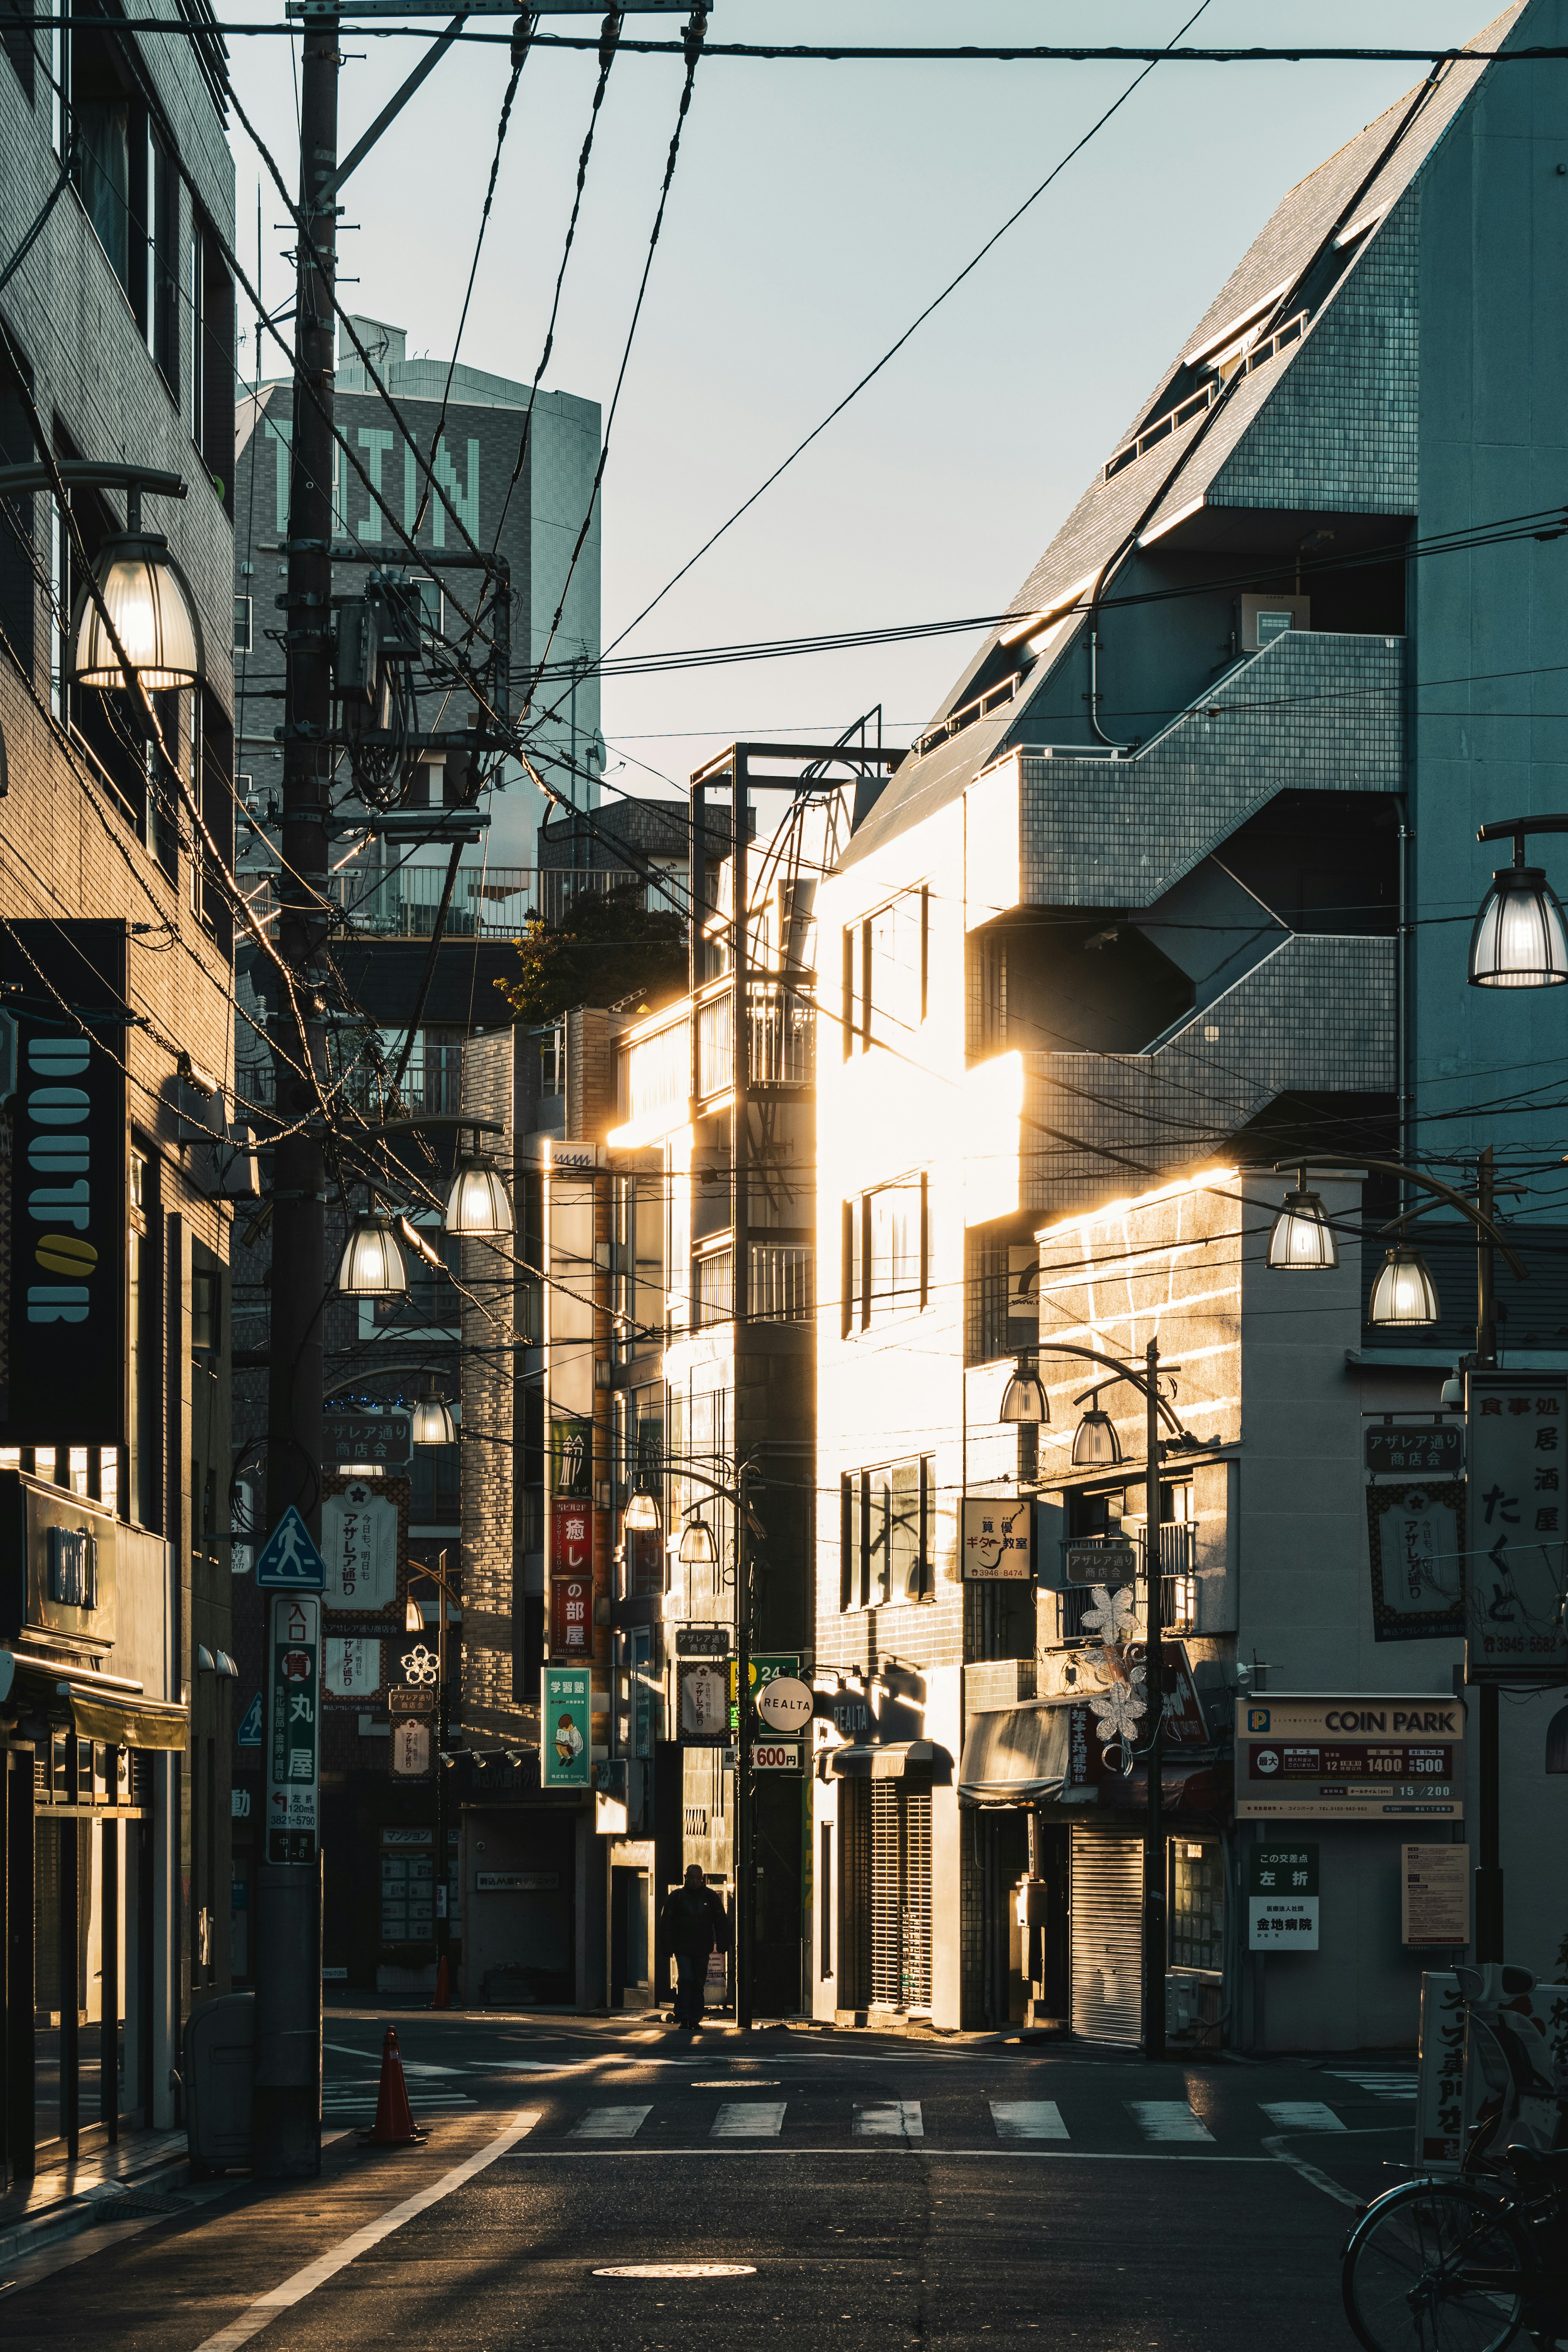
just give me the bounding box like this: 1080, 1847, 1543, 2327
1070, 1826, 1143, 2045
902, 1788, 932, 2011
837, 1779, 870, 2007
870, 1781, 902, 2005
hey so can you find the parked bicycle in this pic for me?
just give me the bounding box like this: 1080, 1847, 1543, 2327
1342, 1967, 1568, 2352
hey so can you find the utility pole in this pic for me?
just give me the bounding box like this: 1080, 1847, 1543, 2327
255, 1, 339, 2180
1142, 1336, 1166, 2063
735, 1461, 752, 2031
1471, 1145, 1502, 1963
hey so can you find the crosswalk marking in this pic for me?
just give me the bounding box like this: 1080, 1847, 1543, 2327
1324, 2071, 1416, 2100
710, 2103, 786, 2139
1261, 2102, 1346, 2133
568, 2105, 652, 2139
853, 2100, 923, 2140
1125, 2101, 1213, 2142
989, 2100, 1069, 2141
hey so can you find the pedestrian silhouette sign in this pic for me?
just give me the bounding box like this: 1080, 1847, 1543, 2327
238, 1692, 263, 1746
254, 1504, 327, 1590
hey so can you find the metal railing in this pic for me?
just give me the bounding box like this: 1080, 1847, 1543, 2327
1056, 1523, 1198, 1641
914, 671, 1022, 761
1103, 312, 1307, 481
245, 864, 654, 940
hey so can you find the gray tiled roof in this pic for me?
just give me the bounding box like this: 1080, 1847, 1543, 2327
842, 4, 1521, 875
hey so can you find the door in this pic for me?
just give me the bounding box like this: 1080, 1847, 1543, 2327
1070, 1825, 1143, 2044
869, 1781, 932, 2013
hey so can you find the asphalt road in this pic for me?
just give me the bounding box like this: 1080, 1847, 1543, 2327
0, 2013, 1421, 2352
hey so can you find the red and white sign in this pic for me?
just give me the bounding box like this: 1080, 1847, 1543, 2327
752, 1740, 801, 1772
552, 1504, 592, 1575
550, 1573, 591, 1657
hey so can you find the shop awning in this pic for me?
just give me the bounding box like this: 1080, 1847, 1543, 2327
958, 1705, 1071, 1806
0, 1651, 189, 1750
820, 1740, 950, 1783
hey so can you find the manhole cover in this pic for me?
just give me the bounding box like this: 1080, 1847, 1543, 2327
594, 2262, 757, 2279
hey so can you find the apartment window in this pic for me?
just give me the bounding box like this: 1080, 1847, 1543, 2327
187, 220, 204, 443
191, 1240, 222, 1357
233, 596, 252, 654
695, 1244, 733, 1329
844, 886, 927, 1056
841, 1457, 935, 1610
843, 1174, 927, 1333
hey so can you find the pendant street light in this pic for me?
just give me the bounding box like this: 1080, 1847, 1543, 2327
336, 1208, 408, 1298
677, 1515, 717, 1566
445, 1151, 513, 1238
71, 497, 204, 691
410, 1390, 456, 1448
1267, 1179, 1339, 1270
624, 1490, 660, 1532
998, 1359, 1049, 1424
1071, 1386, 1123, 1467
1468, 816, 1568, 988
1367, 1242, 1441, 1327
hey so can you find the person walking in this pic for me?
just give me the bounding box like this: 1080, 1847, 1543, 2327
660, 1865, 731, 2029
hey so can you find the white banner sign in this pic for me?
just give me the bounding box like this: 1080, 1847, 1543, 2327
323, 1636, 382, 1700
323, 1481, 399, 1613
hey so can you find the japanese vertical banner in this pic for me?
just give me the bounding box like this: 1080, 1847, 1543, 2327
1466, 1371, 1568, 1676
266, 1592, 320, 1863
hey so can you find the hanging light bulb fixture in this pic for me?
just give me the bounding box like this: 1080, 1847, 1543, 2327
1367, 1242, 1441, 1327
998, 1359, 1048, 1425
1468, 824, 1568, 988
70, 486, 205, 691
624, 1490, 661, 1532
1071, 1387, 1123, 1467
678, 1515, 717, 1566
411, 1389, 456, 1448
445, 1150, 514, 1237
336, 1207, 408, 1298
1267, 1176, 1339, 1271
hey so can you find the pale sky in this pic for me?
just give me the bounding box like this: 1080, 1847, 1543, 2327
222, 0, 1495, 811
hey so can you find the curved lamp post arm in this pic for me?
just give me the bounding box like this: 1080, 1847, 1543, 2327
1279, 1157, 1526, 1281
1032, 1338, 1191, 1442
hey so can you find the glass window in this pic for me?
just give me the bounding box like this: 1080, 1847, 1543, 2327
842, 1457, 933, 1610
1169, 1839, 1225, 1975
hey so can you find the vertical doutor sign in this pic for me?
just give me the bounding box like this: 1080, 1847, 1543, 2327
1466, 1372, 1568, 1675
267, 1593, 320, 1862
541, 1665, 591, 1789
0, 920, 128, 1444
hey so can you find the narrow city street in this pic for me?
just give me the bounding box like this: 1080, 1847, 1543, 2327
0, 2013, 1414, 2352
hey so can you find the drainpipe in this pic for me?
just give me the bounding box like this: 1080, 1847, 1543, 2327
1087, 610, 1131, 753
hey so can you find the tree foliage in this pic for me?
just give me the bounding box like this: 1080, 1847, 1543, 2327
493, 882, 687, 1024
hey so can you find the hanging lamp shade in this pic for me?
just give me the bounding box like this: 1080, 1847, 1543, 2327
445, 1156, 514, 1237
1367, 1243, 1440, 1328
1071, 1408, 1122, 1468
677, 1516, 717, 1566
1468, 863, 1568, 988
624, 1491, 660, 1532
336, 1210, 408, 1297
404, 1594, 424, 1634
411, 1393, 456, 1447
998, 1361, 1048, 1425
1267, 1187, 1339, 1270
71, 531, 205, 690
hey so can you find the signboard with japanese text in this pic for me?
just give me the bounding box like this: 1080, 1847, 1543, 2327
1416, 1972, 1468, 2171
752, 1740, 802, 1772
390, 1717, 432, 1778
675, 1626, 730, 1658
1465, 1372, 1568, 1677
323, 1412, 411, 1471
680, 1660, 730, 1742
1247, 1841, 1319, 1950
551, 1499, 592, 1577
1365, 1424, 1465, 1480
1062, 1539, 1137, 1588
323, 1636, 382, 1702
1366, 1482, 1466, 1642
961, 1497, 1033, 1580
266, 1593, 319, 1862
322, 1480, 399, 1613
1402, 1844, 1470, 1946
550, 1572, 591, 1659
541, 1665, 591, 1788
1236, 1694, 1464, 1820
551, 1417, 594, 1501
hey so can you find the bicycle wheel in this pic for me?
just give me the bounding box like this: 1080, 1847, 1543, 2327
1343, 2181, 1529, 2352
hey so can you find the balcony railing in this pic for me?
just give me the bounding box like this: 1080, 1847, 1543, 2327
1102, 312, 1307, 481
1056, 1523, 1198, 1641
914, 671, 1022, 762
245, 864, 652, 940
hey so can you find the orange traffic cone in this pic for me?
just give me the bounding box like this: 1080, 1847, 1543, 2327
431, 1956, 451, 2011
359, 2027, 427, 2146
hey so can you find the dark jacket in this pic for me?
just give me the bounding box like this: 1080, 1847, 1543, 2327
661, 1883, 731, 1959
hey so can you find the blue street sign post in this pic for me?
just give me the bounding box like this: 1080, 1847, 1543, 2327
254, 1504, 327, 1590
238, 1692, 263, 1746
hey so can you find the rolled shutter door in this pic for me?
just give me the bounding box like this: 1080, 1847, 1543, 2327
1070, 1825, 1143, 2045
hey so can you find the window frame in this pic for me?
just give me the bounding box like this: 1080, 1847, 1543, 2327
840, 1454, 936, 1611
843, 1171, 929, 1334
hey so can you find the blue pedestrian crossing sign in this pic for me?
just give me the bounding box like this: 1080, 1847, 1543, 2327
254, 1504, 327, 1590
238, 1692, 263, 1746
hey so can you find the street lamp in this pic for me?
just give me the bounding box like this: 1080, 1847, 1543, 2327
1366, 1241, 1440, 1327
1071, 1388, 1123, 1467
1002, 1335, 1196, 2061
677, 1515, 717, 1566
1266, 1179, 1339, 1270
71, 497, 205, 690
445, 1150, 513, 1237
410, 1390, 456, 1448
337, 1208, 408, 1298
624, 1490, 660, 1532
1468, 816, 1568, 988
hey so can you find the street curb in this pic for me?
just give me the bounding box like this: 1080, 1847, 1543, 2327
0, 2155, 193, 2269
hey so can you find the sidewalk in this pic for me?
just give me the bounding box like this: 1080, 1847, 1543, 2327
0, 2125, 193, 2270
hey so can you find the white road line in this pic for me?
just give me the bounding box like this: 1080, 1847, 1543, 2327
853, 2101, 923, 2140
568, 2105, 653, 2139
189, 2112, 541, 2352
1261, 2102, 1347, 2133
710, 2103, 786, 2138
1125, 2101, 1214, 2143
989, 2100, 1069, 2141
